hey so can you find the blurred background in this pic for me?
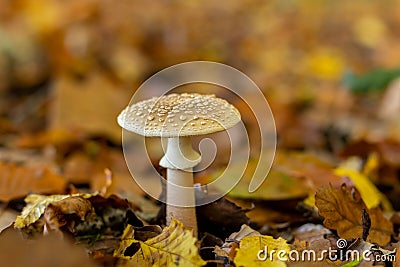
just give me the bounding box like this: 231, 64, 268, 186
1, 0, 400, 197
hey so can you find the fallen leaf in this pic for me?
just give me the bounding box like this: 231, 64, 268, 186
377, 140, 400, 167
0, 162, 67, 202
74, 194, 141, 238
234, 235, 290, 267
0, 208, 18, 233
49, 73, 131, 143
273, 151, 342, 189
219, 151, 344, 201
339, 139, 400, 187
340, 258, 363, 267
215, 224, 261, 262
217, 158, 312, 201
132, 225, 162, 241
315, 185, 393, 246
346, 238, 396, 265
303, 48, 345, 80
15, 129, 83, 149
343, 68, 400, 94
228, 224, 262, 241
114, 218, 206, 267
197, 197, 250, 238
291, 224, 333, 265
353, 16, 387, 48
14, 193, 89, 229
334, 166, 388, 210
293, 223, 331, 244
44, 196, 93, 233
14, 194, 71, 229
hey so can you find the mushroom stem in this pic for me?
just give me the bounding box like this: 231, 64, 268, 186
166, 168, 197, 236
160, 136, 200, 236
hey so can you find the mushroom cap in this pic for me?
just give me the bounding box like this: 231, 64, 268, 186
117, 93, 241, 137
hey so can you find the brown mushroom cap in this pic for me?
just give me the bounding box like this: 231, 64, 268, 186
118, 93, 241, 137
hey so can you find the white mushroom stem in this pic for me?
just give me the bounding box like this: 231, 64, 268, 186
165, 169, 197, 235
160, 136, 201, 236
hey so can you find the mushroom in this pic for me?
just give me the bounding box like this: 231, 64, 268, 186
117, 93, 241, 236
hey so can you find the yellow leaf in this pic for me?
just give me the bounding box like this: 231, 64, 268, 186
20, 0, 63, 34
14, 194, 71, 229
334, 167, 391, 210
305, 48, 345, 80
114, 219, 206, 267
362, 153, 379, 177
14, 193, 89, 229
353, 16, 387, 47
216, 224, 262, 261
234, 236, 289, 267
303, 193, 316, 208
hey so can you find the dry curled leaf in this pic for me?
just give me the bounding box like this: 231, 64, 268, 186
114, 219, 206, 267
44, 196, 93, 233
315, 185, 393, 246
0, 162, 67, 202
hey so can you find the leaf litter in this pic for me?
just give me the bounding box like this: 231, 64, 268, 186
2, 1, 400, 266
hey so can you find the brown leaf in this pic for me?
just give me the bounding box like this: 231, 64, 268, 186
197, 197, 250, 238
315, 185, 393, 246
0, 162, 67, 202
340, 139, 400, 168
49, 73, 131, 143
44, 196, 93, 233
15, 129, 83, 149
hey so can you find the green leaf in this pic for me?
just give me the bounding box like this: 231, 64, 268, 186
341, 257, 363, 267
343, 68, 400, 94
